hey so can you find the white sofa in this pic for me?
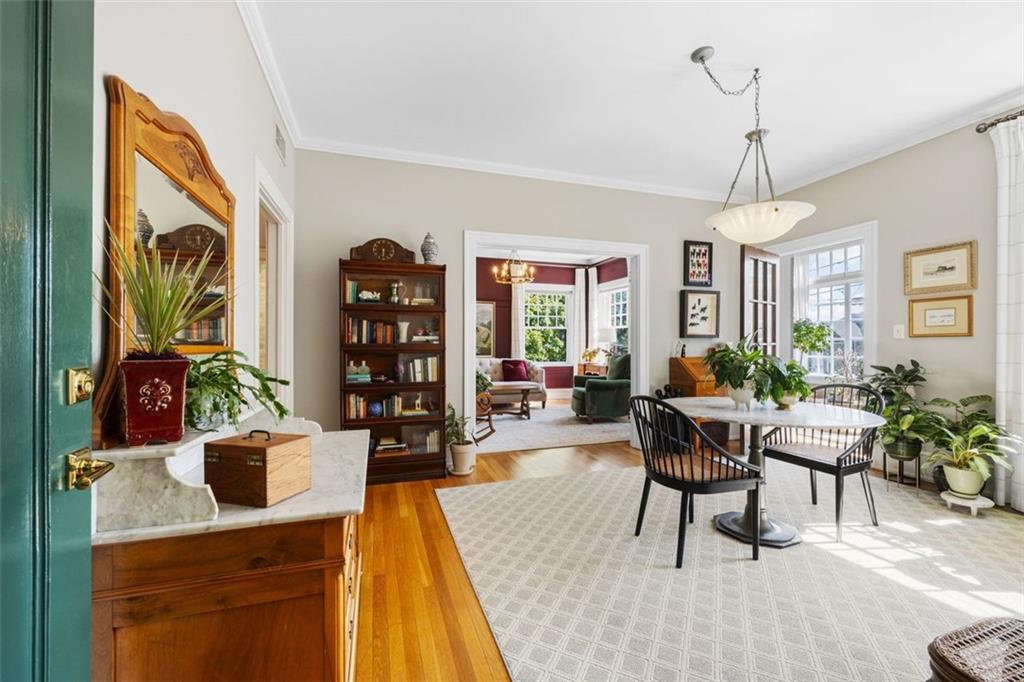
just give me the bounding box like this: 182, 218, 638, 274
476, 358, 548, 407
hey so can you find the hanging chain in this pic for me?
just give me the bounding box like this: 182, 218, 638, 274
696, 56, 775, 205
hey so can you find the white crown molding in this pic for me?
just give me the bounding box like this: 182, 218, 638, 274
779, 89, 1024, 195
298, 136, 741, 203
236, 0, 302, 145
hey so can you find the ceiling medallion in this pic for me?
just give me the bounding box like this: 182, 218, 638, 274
691, 46, 815, 244
492, 250, 536, 285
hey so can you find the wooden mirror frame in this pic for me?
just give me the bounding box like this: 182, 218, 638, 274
93, 75, 235, 447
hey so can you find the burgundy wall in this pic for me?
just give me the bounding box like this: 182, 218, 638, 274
476, 258, 580, 389
596, 258, 628, 284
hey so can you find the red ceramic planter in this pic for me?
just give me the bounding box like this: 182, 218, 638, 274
120, 358, 190, 446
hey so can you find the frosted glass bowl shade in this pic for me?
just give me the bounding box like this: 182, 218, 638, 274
705, 200, 816, 244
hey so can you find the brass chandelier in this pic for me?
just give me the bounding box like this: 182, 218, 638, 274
692, 46, 815, 244
492, 250, 536, 285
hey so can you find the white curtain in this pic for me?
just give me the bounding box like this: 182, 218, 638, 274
587, 267, 600, 347
510, 282, 526, 360
991, 118, 1024, 511
572, 269, 587, 366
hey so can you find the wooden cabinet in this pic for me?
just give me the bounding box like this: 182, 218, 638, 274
339, 259, 447, 483
577, 362, 608, 377
92, 516, 361, 682
668, 357, 730, 446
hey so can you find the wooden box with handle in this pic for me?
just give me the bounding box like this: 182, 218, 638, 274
204, 429, 312, 507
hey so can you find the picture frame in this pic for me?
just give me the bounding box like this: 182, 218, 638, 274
908, 295, 973, 337
680, 289, 720, 338
903, 240, 977, 295
684, 240, 713, 287
475, 301, 496, 356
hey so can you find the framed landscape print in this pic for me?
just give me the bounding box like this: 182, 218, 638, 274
909, 295, 973, 337
684, 240, 713, 287
903, 240, 977, 294
475, 301, 495, 356
680, 289, 720, 338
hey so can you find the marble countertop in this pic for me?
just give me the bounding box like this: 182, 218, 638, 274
92, 429, 370, 546
665, 396, 886, 429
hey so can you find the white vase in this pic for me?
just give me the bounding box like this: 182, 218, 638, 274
397, 321, 411, 344
728, 381, 756, 410
943, 465, 984, 499
449, 442, 476, 476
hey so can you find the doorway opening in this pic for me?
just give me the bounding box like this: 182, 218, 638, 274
464, 231, 650, 452
259, 203, 279, 376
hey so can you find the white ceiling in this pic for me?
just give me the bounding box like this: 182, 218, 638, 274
240, 1, 1024, 201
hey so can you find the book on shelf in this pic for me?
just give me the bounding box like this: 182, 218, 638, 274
345, 317, 396, 344
400, 409, 429, 417
176, 315, 223, 342
410, 335, 440, 343
346, 393, 409, 419
400, 356, 439, 383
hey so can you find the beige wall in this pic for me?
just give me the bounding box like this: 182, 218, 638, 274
91, 1, 294, 371
295, 151, 740, 429
776, 122, 997, 402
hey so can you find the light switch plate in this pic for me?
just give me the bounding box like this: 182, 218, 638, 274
893, 324, 906, 339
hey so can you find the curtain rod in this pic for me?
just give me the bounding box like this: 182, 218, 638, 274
976, 108, 1024, 134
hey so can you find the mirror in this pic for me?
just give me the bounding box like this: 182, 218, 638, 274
94, 76, 235, 447
134, 153, 229, 346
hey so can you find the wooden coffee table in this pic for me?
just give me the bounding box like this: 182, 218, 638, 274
488, 384, 537, 420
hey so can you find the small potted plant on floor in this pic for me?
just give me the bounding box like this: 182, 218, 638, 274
703, 335, 768, 409
759, 357, 811, 410
446, 403, 476, 476
185, 350, 290, 430
98, 230, 227, 445
927, 422, 1018, 499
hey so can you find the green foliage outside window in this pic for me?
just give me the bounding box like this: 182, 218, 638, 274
524, 292, 568, 363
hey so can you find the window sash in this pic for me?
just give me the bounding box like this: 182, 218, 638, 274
795, 240, 865, 378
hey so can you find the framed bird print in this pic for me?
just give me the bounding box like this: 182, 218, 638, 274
684, 240, 713, 287
680, 289, 720, 338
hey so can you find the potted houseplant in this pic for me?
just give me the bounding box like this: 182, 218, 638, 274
703, 335, 768, 409
98, 230, 227, 446
867, 360, 930, 460
185, 350, 290, 430
792, 318, 831, 366
759, 357, 811, 410
927, 422, 1018, 499
446, 403, 476, 476
475, 370, 493, 396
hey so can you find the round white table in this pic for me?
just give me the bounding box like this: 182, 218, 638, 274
665, 396, 886, 548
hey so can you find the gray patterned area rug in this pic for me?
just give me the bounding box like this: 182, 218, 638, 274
436, 464, 1024, 682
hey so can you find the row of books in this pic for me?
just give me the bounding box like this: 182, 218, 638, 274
372, 430, 442, 458
401, 356, 439, 383
176, 315, 224, 342
345, 318, 396, 345
345, 393, 434, 420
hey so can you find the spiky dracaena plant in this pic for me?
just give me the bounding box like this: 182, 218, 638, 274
96, 227, 228, 356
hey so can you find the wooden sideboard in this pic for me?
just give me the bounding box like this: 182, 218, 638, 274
92, 516, 361, 682
668, 356, 730, 446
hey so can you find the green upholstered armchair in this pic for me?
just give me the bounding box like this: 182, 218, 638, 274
571, 353, 631, 422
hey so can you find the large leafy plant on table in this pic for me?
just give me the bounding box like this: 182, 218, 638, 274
866, 360, 935, 461
97, 229, 227, 446
185, 351, 290, 430
757, 357, 811, 410
703, 335, 770, 409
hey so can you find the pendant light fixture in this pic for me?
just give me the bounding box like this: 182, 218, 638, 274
492, 249, 536, 285
692, 46, 815, 244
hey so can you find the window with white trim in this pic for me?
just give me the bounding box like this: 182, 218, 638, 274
796, 241, 865, 378
524, 288, 573, 364
602, 286, 629, 351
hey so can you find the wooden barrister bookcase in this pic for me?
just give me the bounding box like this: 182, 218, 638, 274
339, 259, 447, 483
669, 357, 730, 446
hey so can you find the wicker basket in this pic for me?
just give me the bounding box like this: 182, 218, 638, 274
928, 618, 1024, 681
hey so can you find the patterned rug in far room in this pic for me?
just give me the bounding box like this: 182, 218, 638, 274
436, 464, 1024, 682
476, 405, 630, 455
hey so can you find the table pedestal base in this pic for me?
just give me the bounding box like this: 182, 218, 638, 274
714, 510, 801, 548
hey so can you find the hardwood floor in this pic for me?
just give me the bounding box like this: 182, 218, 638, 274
355, 441, 640, 682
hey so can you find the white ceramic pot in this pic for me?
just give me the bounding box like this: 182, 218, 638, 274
728, 381, 756, 410
943, 465, 984, 499
775, 392, 800, 410
449, 442, 477, 476
397, 320, 411, 344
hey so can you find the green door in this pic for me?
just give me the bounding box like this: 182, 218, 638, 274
1, 0, 95, 679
